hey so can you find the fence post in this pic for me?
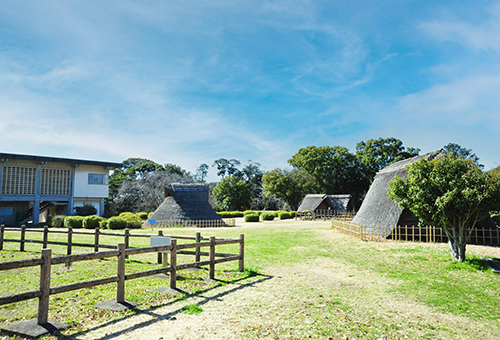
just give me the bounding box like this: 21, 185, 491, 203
239, 234, 244, 272
124, 228, 130, 259
94, 227, 100, 252
117, 243, 126, 303
209, 236, 215, 280
20, 225, 26, 252
0, 224, 4, 251
157, 230, 163, 264
38, 248, 52, 325
195, 232, 201, 264
43, 226, 49, 248
170, 239, 177, 290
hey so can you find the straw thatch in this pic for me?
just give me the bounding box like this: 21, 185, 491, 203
328, 194, 353, 212
149, 183, 222, 221
352, 151, 442, 235
297, 194, 335, 212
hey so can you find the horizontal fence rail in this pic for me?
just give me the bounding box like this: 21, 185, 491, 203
331, 219, 500, 245
151, 219, 236, 228
0, 233, 244, 328
296, 210, 355, 221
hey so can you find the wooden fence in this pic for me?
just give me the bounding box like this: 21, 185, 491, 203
152, 219, 235, 228
296, 210, 356, 220
0, 224, 222, 262
331, 219, 500, 245
0, 231, 244, 329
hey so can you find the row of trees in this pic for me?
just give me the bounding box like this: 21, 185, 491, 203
107, 137, 421, 213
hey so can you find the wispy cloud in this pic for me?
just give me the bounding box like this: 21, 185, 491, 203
419, 3, 500, 51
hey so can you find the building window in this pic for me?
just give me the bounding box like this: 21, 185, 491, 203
88, 173, 108, 185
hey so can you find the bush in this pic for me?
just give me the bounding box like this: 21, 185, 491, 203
243, 210, 256, 216
289, 211, 297, 218
107, 216, 127, 230
119, 212, 143, 229
260, 212, 275, 221
83, 215, 104, 229
244, 214, 259, 222
136, 212, 149, 220
51, 215, 66, 228
63, 216, 84, 229
278, 211, 293, 220
74, 204, 97, 216
217, 211, 244, 218
99, 219, 108, 228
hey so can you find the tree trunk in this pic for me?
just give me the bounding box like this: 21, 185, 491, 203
444, 224, 467, 262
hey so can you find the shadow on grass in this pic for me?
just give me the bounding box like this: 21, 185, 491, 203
63, 270, 272, 340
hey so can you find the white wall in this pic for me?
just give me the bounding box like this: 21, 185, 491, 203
73, 165, 110, 198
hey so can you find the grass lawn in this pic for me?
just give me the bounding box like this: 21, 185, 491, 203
1, 219, 500, 339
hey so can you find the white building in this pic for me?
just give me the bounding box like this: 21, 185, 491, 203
0, 152, 121, 225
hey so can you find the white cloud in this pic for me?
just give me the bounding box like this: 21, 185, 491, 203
419, 3, 500, 51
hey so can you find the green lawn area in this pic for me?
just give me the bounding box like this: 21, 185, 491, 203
1, 219, 500, 339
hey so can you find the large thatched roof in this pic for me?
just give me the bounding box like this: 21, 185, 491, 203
328, 194, 352, 212
352, 150, 442, 228
297, 194, 334, 212
149, 183, 222, 221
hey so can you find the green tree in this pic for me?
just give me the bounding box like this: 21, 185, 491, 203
212, 176, 252, 211
288, 146, 368, 195
388, 155, 500, 261
212, 158, 242, 178
262, 168, 319, 211
195, 163, 209, 182
356, 137, 420, 180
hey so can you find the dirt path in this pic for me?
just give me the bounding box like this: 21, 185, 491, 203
70, 222, 500, 340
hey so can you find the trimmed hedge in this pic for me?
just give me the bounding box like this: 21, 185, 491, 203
83, 215, 104, 229
63, 216, 84, 229
278, 211, 293, 220
107, 216, 127, 230
244, 214, 260, 222
119, 212, 142, 229
243, 210, 256, 216
51, 215, 66, 228
136, 212, 149, 220
217, 211, 244, 218
260, 212, 275, 221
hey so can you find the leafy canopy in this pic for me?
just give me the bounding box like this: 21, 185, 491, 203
262, 168, 318, 211
212, 176, 252, 211
388, 154, 500, 261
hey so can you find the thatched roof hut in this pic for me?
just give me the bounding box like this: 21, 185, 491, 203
351, 150, 499, 241
297, 194, 335, 212
328, 194, 353, 212
149, 183, 222, 221
352, 151, 442, 235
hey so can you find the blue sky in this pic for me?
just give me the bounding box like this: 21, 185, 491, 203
1, 0, 499, 181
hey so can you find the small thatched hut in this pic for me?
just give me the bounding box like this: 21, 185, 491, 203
328, 194, 353, 212
297, 194, 335, 213
149, 183, 222, 222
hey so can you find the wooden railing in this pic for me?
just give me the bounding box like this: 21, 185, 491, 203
0, 233, 244, 329
331, 219, 500, 245
296, 210, 355, 220
152, 219, 236, 228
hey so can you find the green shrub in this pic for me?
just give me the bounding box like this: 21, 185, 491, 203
260, 212, 275, 221
244, 214, 259, 222
278, 211, 292, 220
231, 211, 244, 217
107, 216, 127, 230
74, 204, 97, 216
119, 212, 143, 229
289, 211, 297, 218
148, 212, 154, 218
99, 219, 108, 228
216, 211, 231, 218
136, 212, 149, 220
63, 216, 84, 229
51, 215, 66, 228
274, 210, 287, 217
83, 215, 103, 229
243, 210, 256, 216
